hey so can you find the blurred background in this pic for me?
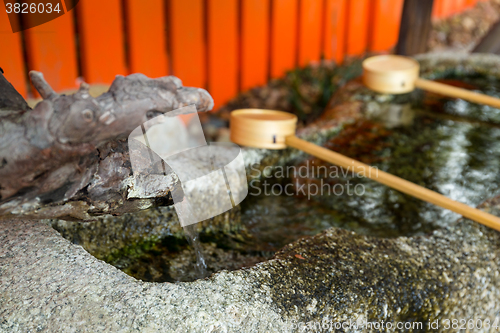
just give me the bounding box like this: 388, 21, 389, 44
1, 0, 499, 109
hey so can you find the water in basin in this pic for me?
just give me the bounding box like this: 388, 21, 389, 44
111, 76, 500, 282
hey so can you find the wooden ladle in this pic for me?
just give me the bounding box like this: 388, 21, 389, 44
363, 55, 500, 109
230, 109, 500, 231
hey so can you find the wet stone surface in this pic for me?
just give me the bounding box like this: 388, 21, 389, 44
35, 55, 500, 284
2, 54, 500, 332
86, 55, 500, 283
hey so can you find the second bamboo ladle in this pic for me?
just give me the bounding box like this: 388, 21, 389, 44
230, 109, 500, 232
363, 55, 500, 109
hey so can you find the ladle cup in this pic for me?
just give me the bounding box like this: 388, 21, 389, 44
230, 109, 500, 232
363, 55, 500, 109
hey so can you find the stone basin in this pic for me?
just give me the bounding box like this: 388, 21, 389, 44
2, 53, 500, 332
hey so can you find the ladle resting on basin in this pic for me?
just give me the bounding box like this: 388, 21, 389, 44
230, 109, 500, 232
363, 55, 500, 109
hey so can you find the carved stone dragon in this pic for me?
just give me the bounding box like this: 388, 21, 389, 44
0, 71, 214, 221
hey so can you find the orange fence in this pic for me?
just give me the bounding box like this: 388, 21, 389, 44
0, 0, 479, 109
432, 0, 486, 19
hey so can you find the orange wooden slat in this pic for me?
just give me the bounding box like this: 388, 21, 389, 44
270, 0, 298, 78
323, 0, 346, 64
432, 0, 444, 19
370, 0, 404, 52
452, 0, 466, 14
464, 0, 478, 9
298, 0, 323, 67
440, 0, 455, 18
207, 0, 238, 109
125, 0, 168, 78
0, 8, 27, 97
241, 0, 269, 91
24, 13, 78, 94
170, 0, 205, 88
77, 0, 127, 84
460, 0, 468, 12
345, 0, 370, 56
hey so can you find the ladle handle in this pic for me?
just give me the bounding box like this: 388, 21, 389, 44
285, 135, 500, 232
415, 78, 500, 109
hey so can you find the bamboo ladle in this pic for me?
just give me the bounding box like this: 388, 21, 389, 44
230, 109, 500, 232
363, 55, 500, 109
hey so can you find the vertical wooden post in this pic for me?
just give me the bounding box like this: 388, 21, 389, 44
370, 0, 405, 52
298, 0, 323, 67
24, 14, 79, 95
125, 0, 169, 78
77, 0, 127, 84
396, 0, 434, 56
207, 0, 239, 109
270, 0, 299, 78
241, 0, 270, 91
170, 0, 206, 88
323, 0, 346, 64
345, 0, 370, 56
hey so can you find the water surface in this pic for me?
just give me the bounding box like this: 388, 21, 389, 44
113, 77, 500, 282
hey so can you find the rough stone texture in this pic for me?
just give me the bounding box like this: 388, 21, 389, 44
0, 72, 214, 221
2, 53, 500, 332
1, 199, 500, 332
0, 219, 287, 333
271, 200, 500, 326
